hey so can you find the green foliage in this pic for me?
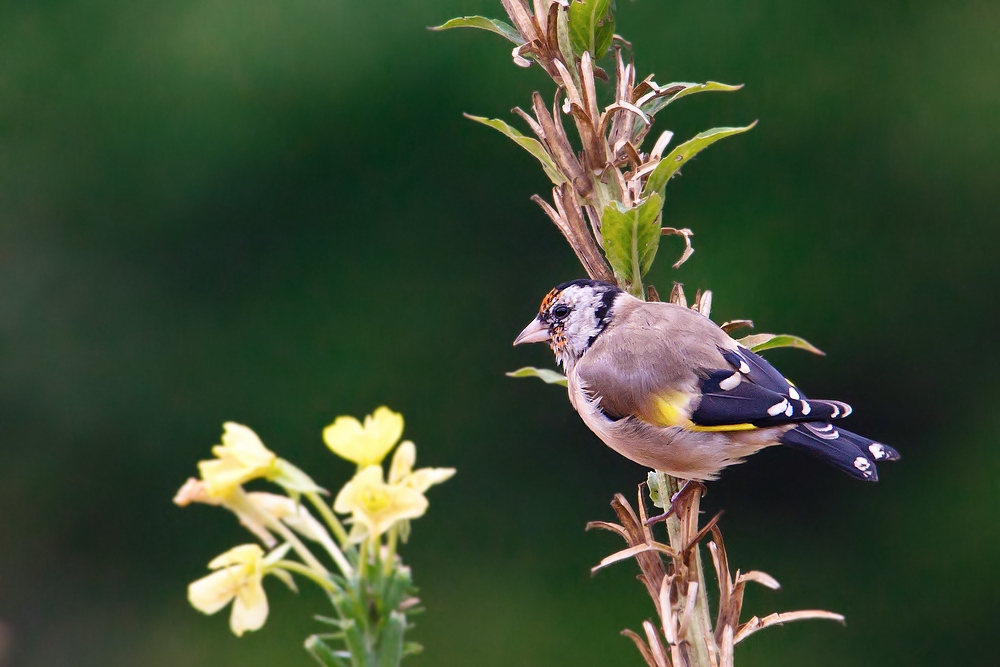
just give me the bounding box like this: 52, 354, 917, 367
305, 636, 350, 667
464, 115, 566, 186
568, 0, 616, 59
506, 367, 569, 387
643, 123, 757, 195
315, 565, 421, 667
600, 193, 664, 296
738, 333, 825, 356
640, 81, 744, 119
429, 17, 524, 45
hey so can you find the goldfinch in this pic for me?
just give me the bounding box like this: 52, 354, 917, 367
514, 279, 899, 481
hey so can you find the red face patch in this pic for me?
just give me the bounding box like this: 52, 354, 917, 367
539, 289, 560, 315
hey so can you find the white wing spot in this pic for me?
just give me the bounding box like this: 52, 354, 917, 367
830, 404, 841, 418
840, 403, 853, 417
788, 386, 800, 400
801, 400, 811, 415
853, 456, 872, 472
767, 399, 789, 417
719, 372, 742, 391
869, 443, 886, 460
739, 360, 751, 374
784, 402, 794, 417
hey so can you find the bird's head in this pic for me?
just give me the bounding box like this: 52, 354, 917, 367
514, 279, 623, 368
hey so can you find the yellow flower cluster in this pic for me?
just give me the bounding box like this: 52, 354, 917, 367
326, 407, 455, 545
179, 406, 454, 638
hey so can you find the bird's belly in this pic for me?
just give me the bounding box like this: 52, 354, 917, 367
568, 369, 780, 480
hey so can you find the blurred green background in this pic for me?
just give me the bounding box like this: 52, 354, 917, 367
1, 0, 998, 665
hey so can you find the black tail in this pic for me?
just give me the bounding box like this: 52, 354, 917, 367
779, 422, 900, 482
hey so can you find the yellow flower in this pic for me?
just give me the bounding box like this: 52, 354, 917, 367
197, 423, 323, 500
188, 544, 269, 636
388, 441, 456, 492
198, 423, 277, 499
323, 406, 404, 467
333, 466, 427, 543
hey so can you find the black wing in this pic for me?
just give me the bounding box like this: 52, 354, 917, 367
690, 345, 852, 428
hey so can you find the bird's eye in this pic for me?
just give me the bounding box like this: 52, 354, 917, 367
551, 304, 571, 319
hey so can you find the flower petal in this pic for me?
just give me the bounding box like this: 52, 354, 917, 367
188, 568, 238, 615
404, 467, 456, 493
221, 423, 276, 468
323, 407, 403, 466
333, 466, 385, 514
208, 544, 264, 569
388, 441, 416, 484
230, 580, 269, 636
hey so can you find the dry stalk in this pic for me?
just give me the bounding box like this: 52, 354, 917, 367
437, 2, 843, 664
589, 476, 845, 667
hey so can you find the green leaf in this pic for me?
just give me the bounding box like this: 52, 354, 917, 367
430, 16, 524, 45
643, 123, 756, 195
641, 81, 743, 119
506, 367, 569, 387
305, 636, 350, 667
464, 115, 566, 185
600, 193, 664, 295
568, 0, 615, 58
268, 458, 326, 496
737, 333, 825, 356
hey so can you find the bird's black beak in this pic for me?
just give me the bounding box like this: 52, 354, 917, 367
513, 317, 550, 346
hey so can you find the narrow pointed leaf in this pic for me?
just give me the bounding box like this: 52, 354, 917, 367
430, 17, 525, 45
304, 636, 350, 667
568, 0, 615, 58
641, 81, 743, 118
737, 333, 825, 356
643, 123, 757, 195
465, 114, 566, 185
601, 193, 664, 294
506, 367, 568, 387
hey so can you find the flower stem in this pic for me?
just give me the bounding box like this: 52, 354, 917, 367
273, 559, 338, 593
306, 490, 351, 546
231, 488, 330, 575
358, 538, 368, 582
383, 525, 398, 578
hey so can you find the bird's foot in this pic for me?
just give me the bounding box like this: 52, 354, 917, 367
644, 479, 703, 526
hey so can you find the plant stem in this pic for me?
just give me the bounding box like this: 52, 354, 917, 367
383, 525, 398, 578
358, 538, 369, 583
273, 559, 338, 593
306, 490, 351, 546
655, 471, 716, 667
231, 487, 330, 575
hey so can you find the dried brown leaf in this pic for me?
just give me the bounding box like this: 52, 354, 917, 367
585, 520, 630, 541
661, 227, 695, 268
720, 625, 734, 667
684, 511, 724, 554
500, 0, 540, 43
677, 581, 700, 641
735, 570, 781, 590
669, 282, 687, 308
592, 542, 680, 574
734, 610, 846, 645
720, 319, 754, 334
622, 629, 661, 667
644, 620, 672, 667
659, 576, 676, 643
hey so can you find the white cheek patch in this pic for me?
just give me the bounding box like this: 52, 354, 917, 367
557, 285, 610, 357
